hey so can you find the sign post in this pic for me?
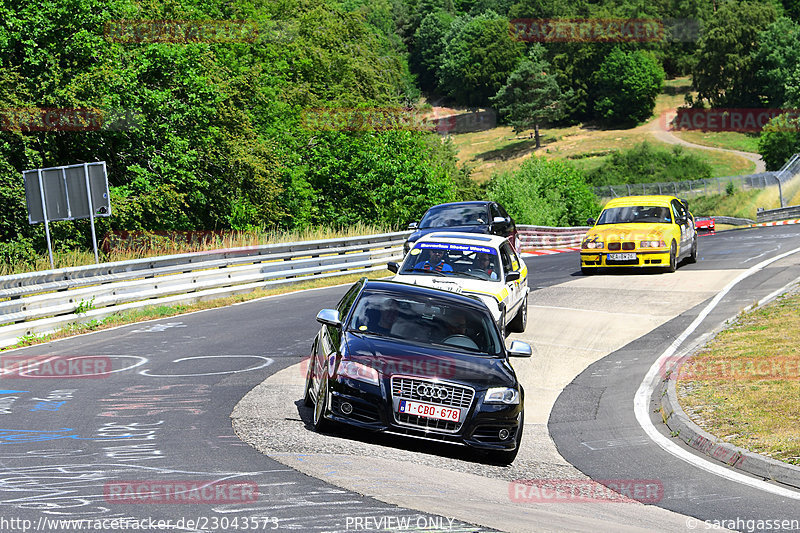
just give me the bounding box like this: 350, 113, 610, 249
23, 162, 111, 268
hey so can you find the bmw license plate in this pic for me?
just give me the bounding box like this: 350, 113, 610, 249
398, 400, 460, 422
608, 253, 637, 261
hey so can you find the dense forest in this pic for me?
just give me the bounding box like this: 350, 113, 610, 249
2, 0, 800, 263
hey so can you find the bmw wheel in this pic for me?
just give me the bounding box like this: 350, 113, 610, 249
509, 296, 528, 333
667, 241, 678, 273
687, 236, 698, 263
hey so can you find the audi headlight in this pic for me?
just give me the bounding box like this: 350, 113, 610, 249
485, 387, 520, 405
640, 240, 666, 248
338, 361, 379, 386
582, 240, 603, 249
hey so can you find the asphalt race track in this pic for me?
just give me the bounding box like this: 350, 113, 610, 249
0, 224, 799, 532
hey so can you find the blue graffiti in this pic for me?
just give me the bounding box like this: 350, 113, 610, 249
0, 428, 133, 443
0, 390, 28, 394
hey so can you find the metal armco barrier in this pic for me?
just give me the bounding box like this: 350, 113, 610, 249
0, 225, 591, 348
757, 205, 800, 223
0, 232, 409, 348
517, 225, 590, 249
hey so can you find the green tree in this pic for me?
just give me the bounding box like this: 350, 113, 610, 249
491, 45, 567, 148
752, 17, 800, 107
691, 1, 778, 107
437, 11, 525, 106
593, 48, 664, 126
411, 11, 454, 92
486, 157, 597, 226
758, 114, 800, 170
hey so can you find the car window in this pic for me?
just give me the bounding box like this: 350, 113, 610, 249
499, 244, 514, 275
596, 205, 672, 224
348, 291, 503, 355
418, 205, 488, 228
502, 242, 521, 272
490, 203, 502, 221
672, 200, 687, 223
400, 242, 501, 281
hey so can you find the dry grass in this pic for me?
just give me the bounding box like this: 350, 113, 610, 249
677, 288, 800, 465
0, 223, 394, 276
4, 269, 393, 352
449, 77, 754, 181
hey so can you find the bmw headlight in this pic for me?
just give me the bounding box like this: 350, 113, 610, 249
485, 387, 520, 405
338, 361, 380, 386
640, 240, 666, 248
582, 240, 603, 249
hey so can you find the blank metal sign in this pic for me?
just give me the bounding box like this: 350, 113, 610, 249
23, 162, 111, 224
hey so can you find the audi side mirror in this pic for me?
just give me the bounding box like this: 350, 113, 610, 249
508, 341, 532, 358
316, 309, 341, 328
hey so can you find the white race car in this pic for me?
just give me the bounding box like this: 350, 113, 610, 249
388, 233, 529, 334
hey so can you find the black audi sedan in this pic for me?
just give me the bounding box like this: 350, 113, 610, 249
303, 279, 531, 463
404, 201, 518, 255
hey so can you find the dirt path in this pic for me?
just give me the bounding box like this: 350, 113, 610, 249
648, 110, 766, 173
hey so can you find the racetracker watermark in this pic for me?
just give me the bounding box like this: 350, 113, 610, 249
509, 479, 663, 503
104, 480, 259, 504
665, 108, 800, 133
0, 108, 139, 132
661, 355, 800, 381
1, 356, 112, 379
300, 356, 472, 380
105, 19, 259, 43
300, 107, 496, 134
509, 18, 701, 43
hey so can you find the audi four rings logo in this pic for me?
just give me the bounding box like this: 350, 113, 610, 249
417, 384, 449, 400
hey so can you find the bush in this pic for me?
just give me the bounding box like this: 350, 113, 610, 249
587, 142, 713, 186
758, 114, 800, 171
486, 157, 598, 226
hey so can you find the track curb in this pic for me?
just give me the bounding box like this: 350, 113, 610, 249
658, 285, 800, 491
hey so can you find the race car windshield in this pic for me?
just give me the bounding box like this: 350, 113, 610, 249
348, 292, 503, 356
596, 206, 672, 225
419, 205, 488, 228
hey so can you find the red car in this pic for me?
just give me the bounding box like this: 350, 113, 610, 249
695, 216, 715, 234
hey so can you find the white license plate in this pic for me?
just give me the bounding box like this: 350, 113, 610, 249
608, 253, 637, 261
398, 400, 460, 422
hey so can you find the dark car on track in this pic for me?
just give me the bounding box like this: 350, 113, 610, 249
404, 201, 518, 255
303, 279, 532, 463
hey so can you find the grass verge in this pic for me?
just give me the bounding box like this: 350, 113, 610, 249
677, 287, 800, 466
671, 131, 761, 154
2, 270, 392, 352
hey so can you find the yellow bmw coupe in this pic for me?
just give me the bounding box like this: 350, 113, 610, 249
580, 195, 697, 274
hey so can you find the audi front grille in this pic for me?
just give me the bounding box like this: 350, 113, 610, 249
391, 376, 474, 408
390, 376, 475, 434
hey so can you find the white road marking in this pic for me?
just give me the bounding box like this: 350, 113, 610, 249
139, 355, 274, 377
634, 246, 800, 499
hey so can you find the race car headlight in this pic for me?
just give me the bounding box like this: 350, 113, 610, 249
485, 387, 520, 405
640, 240, 666, 248
338, 361, 380, 386
581, 240, 603, 249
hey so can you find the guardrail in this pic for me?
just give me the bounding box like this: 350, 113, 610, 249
0, 225, 596, 348
757, 205, 800, 223
0, 232, 409, 348
517, 225, 589, 248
